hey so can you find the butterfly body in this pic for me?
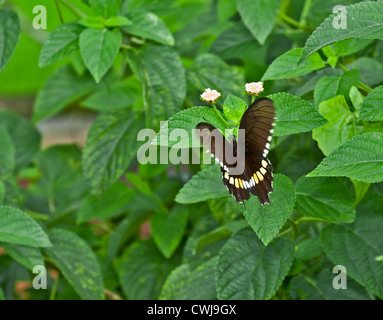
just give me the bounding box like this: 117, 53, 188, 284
197, 97, 275, 205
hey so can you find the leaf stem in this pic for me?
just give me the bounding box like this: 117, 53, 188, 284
278, 12, 308, 31
358, 81, 372, 93
54, 0, 64, 24
50, 276, 60, 300
299, 0, 312, 25
212, 102, 229, 127
59, 0, 86, 19
27, 211, 49, 221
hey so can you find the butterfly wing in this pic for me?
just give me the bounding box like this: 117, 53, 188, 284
239, 97, 275, 204
196, 123, 251, 203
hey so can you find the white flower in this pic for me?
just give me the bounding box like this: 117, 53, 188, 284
200, 88, 221, 103
245, 82, 264, 96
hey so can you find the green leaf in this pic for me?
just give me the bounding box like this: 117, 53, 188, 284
81, 80, 138, 111
294, 238, 323, 261
295, 176, 356, 223
105, 16, 132, 27
127, 45, 186, 121
187, 54, 245, 100
160, 257, 217, 300
151, 205, 189, 258
207, 196, 241, 223
153, 106, 227, 148
0, 111, 41, 170
301, 1, 383, 62
216, 229, 294, 299
33, 65, 96, 123
83, 110, 143, 192
235, 0, 281, 45
0, 9, 20, 71
313, 70, 359, 106
321, 211, 383, 299
289, 270, 372, 300
333, 38, 373, 57
0, 288, 3, 300
176, 165, 228, 204
210, 22, 260, 59
44, 228, 104, 300
0, 127, 15, 176
79, 28, 122, 83
262, 48, 325, 81
106, 210, 152, 263
116, 239, 178, 299
268, 92, 327, 137
360, 85, 383, 121
312, 95, 354, 156
123, 11, 174, 46
78, 16, 106, 29
309, 132, 383, 183
0, 206, 51, 247
349, 57, 383, 87
39, 22, 84, 67
89, 0, 122, 18
349, 86, 364, 113
77, 181, 135, 223
223, 95, 247, 123
122, 0, 176, 16
0, 242, 44, 270
242, 174, 295, 245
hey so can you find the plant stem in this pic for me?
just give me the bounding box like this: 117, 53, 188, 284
295, 216, 327, 225
278, 12, 307, 31
300, 0, 312, 25
121, 44, 133, 51
59, 0, 86, 19
50, 276, 60, 300
27, 211, 49, 221
358, 81, 372, 93
54, 0, 64, 24
212, 103, 229, 126
104, 289, 123, 300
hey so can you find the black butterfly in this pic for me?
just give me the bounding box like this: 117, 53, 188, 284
196, 97, 275, 206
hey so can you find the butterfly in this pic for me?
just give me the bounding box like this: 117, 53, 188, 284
196, 97, 275, 206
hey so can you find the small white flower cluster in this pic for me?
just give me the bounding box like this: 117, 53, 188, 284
200, 82, 264, 104
245, 81, 264, 96
200, 88, 221, 103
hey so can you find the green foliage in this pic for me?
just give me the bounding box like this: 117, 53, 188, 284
0, 0, 383, 301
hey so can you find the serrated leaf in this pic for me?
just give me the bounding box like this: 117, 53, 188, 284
235, 0, 281, 45
216, 229, 294, 300
289, 270, 372, 300
333, 38, 373, 57
312, 95, 354, 156
309, 132, 383, 183
33, 66, 96, 123
223, 95, 247, 123
122, 0, 176, 16
39, 22, 84, 67
105, 16, 132, 27
151, 205, 189, 258
0, 110, 41, 170
210, 22, 260, 59
176, 165, 228, 204
79, 28, 122, 83
241, 174, 295, 245
160, 257, 217, 300
116, 239, 178, 299
0, 242, 44, 270
123, 11, 174, 46
0, 206, 51, 248
77, 181, 135, 223
127, 45, 186, 121
268, 92, 327, 137
294, 238, 323, 261
89, 0, 121, 18
295, 176, 356, 223
301, 1, 383, 62
0, 9, 20, 72
321, 211, 383, 299
262, 48, 325, 81
83, 110, 143, 192
360, 85, 383, 121
207, 196, 241, 223
153, 106, 227, 148
314, 70, 359, 106
349, 57, 383, 87
187, 53, 245, 100
44, 228, 104, 300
